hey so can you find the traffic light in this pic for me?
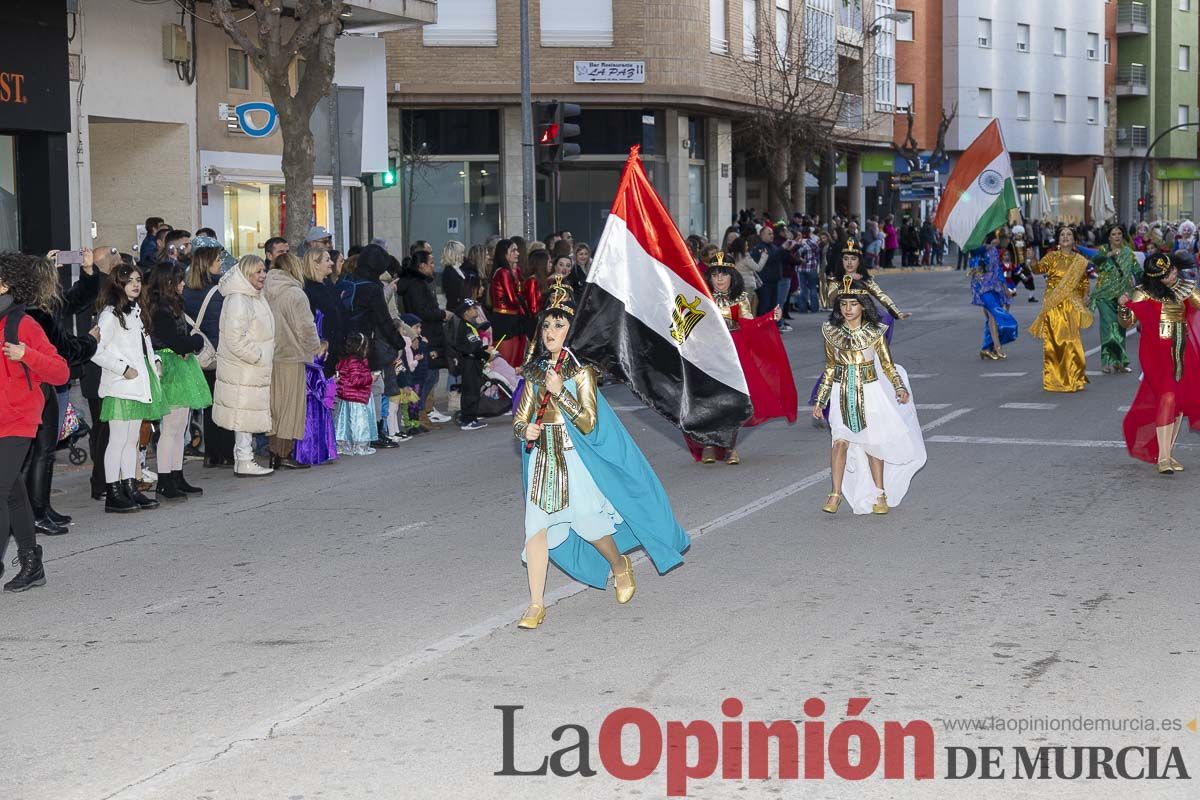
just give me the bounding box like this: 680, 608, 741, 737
1137, 196, 1146, 214
381, 157, 397, 187
533, 101, 583, 170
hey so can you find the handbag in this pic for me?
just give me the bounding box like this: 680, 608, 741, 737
187, 285, 219, 369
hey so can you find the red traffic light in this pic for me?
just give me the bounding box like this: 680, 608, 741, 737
539, 123, 560, 145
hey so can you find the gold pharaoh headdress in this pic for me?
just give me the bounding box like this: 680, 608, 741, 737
546, 274, 575, 315
835, 275, 871, 297
1144, 252, 1173, 279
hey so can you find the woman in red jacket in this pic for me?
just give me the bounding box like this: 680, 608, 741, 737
488, 239, 529, 367
0, 252, 70, 592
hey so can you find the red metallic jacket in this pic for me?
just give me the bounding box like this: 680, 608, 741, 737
335, 355, 373, 404
523, 277, 542, 317
489, 266, 527, 316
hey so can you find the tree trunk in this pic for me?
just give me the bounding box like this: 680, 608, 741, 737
278, 106, 317, 250
769, 148, 789, 220
791, 151, 807, 215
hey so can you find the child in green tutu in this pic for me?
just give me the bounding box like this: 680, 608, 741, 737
146, 262, 212, 501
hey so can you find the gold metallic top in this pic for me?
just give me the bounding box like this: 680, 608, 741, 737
824, 276, 903, 317
512, 356, 598, 435
712, 290, 754, 330
814, 322, 905, 408
1029, 250, 1094, 339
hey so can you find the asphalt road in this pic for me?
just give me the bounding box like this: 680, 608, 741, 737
5, 269, 1198, 800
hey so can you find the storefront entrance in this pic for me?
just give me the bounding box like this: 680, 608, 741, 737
222, 184, 332, 257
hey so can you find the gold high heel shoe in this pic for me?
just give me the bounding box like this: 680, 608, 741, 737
1157, 459, 1175, 475
995, 350, 1007, 359
700, 446, 717, 464
821, 492, 842, 513
517, 603, 546, 629
872, 492, 889, 514
1170, 457, 1184, 472
613, 555, 636, 604
979, 349, 1000, 361
724, 449, 740, 465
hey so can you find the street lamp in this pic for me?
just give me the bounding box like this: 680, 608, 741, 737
868, 11, 911, 36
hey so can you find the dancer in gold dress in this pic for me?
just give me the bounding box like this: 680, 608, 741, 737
1029, 226, 1093, 392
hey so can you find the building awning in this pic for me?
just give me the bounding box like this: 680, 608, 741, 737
204, 166, 362, 189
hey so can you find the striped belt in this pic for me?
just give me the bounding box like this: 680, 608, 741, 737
834, 362, 877, 384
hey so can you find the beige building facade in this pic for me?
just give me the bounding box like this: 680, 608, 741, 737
373, 0, 897, 256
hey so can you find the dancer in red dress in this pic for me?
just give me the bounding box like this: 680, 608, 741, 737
1118, 253, 1200, 473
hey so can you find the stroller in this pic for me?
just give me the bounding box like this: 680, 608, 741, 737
55, 400, 91, 466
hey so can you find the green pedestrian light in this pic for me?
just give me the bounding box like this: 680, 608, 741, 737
381, 169, 396, 187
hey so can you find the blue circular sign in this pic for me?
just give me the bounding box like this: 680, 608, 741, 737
235, 102, 278, 138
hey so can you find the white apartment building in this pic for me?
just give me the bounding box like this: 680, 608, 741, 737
943, 0, 1106, 156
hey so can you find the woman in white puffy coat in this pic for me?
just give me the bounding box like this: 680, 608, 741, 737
213, 255, 276, 477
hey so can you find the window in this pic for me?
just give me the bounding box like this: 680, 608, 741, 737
1183, 0, 1191, 10
1180, 105, 1190, 126
872, 0, 896, 111
1017, 91, 1031, 120
227, 49, 249, 91
896, 82, 914, 113
710, 0, 728, 54
1088, 96, 1099, 124
1181, 45, 1191, 71
743, 0, 758, 60
541, 0, 613, 46
896, 9, 913, 40
1054, 27, 1066, 56
1104, 38, 1111, 64
1053, 93, 1066, 122
423, 0, 498, 46
776, 0, 791, 68
803, 0, 836, 82
1087, 32, 1099, 60
1016, 23, 1030, 52
978, 88, 992, 117
977, 17, 991, 48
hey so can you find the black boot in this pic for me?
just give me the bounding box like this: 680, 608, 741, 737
33, 515, 69, 536
154, 472, 188, 502
174, 470, 203, 495
105, 481, 139, 513
123, 478, 160, 510
373, 421, 398, 449
4, 545, 46, 592
45, 506, 72, 525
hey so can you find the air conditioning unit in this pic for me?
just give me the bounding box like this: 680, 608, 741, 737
1016, 41, 1028, 52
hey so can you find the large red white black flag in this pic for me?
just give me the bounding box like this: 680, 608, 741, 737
567, 147, 753, 446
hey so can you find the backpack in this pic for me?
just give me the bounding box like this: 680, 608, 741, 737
338, 278, 374, 319
2, 302, 32, 389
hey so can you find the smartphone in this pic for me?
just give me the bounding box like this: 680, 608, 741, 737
55, 249, 86, 266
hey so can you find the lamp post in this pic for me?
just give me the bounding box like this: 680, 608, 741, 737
869, 10, 911, 36
1138, 120, 1200, 221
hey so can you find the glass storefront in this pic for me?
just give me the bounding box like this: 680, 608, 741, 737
1045, 176, 1086, 224
1156, 179, 1195, 222
0, 135, 19, 250
222, 184, 331, 257
401, 160, 501, 261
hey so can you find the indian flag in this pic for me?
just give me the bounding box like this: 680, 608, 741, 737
933, 119, 1020, 252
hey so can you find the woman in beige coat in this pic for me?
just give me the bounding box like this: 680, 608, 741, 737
213, 255, 276, 477
263, 252, 325, 470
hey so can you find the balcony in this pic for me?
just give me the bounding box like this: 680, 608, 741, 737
837, 1, 865, 47
1115, 126, 1149, 158
1116, 2, 1149, 36
836, 92, 865, 130
1115, 64, 1149, 96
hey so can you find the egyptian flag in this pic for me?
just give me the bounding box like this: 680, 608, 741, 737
568, 147, 753, 447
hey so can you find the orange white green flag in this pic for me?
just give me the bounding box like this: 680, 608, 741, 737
933, 119, 1020, 251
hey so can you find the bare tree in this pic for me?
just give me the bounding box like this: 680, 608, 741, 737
210, 0, 344, 248
731, 0, 889, 218
894, 103, 957, 171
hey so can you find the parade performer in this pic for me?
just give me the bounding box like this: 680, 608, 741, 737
513, 287, 691, 630
971, 237, 1017, 360
686, 255, 796, 465
810, 240, 911, 418
1118, 253, 1200, 474
1089, 224, 1141, 374
1008, 225, 1038, 303
813, 277, 926, 515
1029, 226, 1093, 393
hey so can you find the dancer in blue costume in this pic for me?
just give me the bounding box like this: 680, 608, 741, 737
971, 234, 1018, 360
810, 239, 912, 422
513, 284, 690, 630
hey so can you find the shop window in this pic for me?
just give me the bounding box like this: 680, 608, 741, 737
0, 136, 18, 251
575, 109, 658, 155
401, 110, 501, 156
228, 49, 250, 91
688, 164, 707, 238
400, 161, 501, 264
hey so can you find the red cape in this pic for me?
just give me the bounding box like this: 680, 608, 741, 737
686, 312, 798, 460
1122, 299, 1200, 463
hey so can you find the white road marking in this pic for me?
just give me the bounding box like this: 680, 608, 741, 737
99, 466, 836, 799
980, 372, 1028, 377
928, 435, 1122, 448
1085, 371, 1102, 376
999, 402, 1058, 410
906, 373, 938, 379
379, 522, 429, 538
920, 408, 973, 431
916, 403, 952, 410
1118, 405, 1131, 412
